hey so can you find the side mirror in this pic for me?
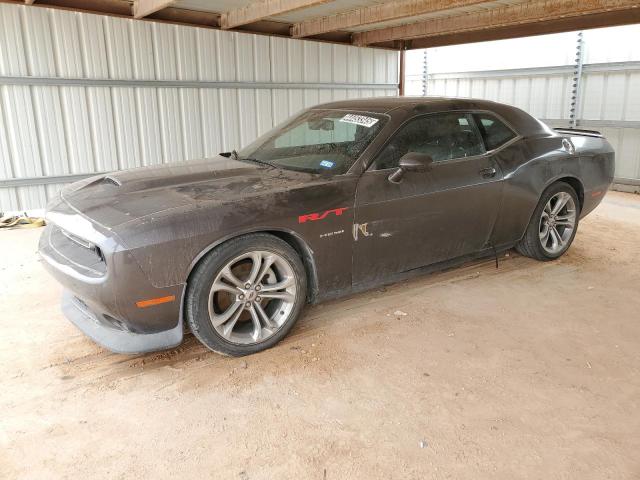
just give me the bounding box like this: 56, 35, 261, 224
388, 152, 433, 183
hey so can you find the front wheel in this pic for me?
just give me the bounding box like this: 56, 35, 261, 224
185, 234, 307, 356
516, 182, 580, 261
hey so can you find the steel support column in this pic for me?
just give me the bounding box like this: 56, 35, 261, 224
569, 31, 585, 128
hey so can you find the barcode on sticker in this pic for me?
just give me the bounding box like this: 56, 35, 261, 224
340, 114, 379, 128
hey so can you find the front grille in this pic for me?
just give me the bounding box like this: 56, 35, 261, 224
47, 226, 107, 277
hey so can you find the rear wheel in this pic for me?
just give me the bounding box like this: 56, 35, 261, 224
516, 182, 580, 261
185, 234, 307, 356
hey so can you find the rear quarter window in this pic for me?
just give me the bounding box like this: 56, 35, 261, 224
473, 113, 517, 151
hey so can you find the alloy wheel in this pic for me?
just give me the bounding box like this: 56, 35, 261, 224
207, 250, 297, 344
539, 191, 577, 255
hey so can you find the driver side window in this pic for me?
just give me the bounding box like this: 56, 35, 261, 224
371, 112, 485, 170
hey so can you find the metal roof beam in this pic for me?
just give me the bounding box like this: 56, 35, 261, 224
292, 0, 489, 38
220, 0, 333, 30
352, 0, 640, 46
133, 0, 176, 19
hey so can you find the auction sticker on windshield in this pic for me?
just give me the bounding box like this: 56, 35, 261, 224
340, 113, 379, 128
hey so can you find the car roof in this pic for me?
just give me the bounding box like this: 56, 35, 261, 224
312, 96, 552, 137
312, 96, 470, 114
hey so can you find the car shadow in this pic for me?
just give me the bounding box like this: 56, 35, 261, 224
48, 250, 532, 391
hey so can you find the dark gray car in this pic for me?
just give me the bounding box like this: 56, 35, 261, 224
39, 97, 615, 356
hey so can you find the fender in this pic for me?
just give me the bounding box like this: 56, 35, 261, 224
542, 173, 583, 196
516, 174, 585, 242
182, 225, 319, 299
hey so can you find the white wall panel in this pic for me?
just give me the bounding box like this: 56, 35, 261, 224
513, 78, 530, 112
484, 79, 500, 102
546, 77, 568, 120
2, 86, 47, 208
529, 77, 550, 118
131, 22, 156, 80
0, 6, 28, 76
200, 90, 223, 157
60, 86, 95, 173
610, 129, 640, 180
22, 8, 57, 77
87, 87, 119, 172
0, 3, 398, 211
602, 74, 625, 120
625, 72, 640, 120
457, 79, 471, 98
32, 86, 68, 176
158, 88, 184, 163
113, 88, 142, 170
581, 73, 605, 120
136, 88, 163, 166
0, 93, 15, 200
470, 79, 484, 99
497, 79, 515, 106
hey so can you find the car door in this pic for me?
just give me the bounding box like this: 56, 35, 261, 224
352, 111, 505, 286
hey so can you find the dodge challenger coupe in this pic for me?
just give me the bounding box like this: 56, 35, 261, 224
39, 97, 615, 356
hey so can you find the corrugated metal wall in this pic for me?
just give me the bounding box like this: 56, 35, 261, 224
405, 26, 640, 185
0, 3, 399, 212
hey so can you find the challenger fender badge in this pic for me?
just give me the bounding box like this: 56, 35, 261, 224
298, 207, 348, 224
352, 223, 372, 241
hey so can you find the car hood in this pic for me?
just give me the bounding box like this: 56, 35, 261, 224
58, 156, 315, 229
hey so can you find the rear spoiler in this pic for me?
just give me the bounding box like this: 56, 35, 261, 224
554, 127, 602, 138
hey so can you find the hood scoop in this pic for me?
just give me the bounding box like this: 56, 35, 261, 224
83, 175, 121, 189
101, 175, 122, 187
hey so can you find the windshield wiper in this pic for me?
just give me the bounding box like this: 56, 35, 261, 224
228, 149, 279, 169
238, 156, 279, 169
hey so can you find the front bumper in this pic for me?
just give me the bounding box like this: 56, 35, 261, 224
62, 291, 183, 354
38, 199, 185, 353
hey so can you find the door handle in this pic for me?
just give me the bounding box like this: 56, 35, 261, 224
479, 167, 497, 178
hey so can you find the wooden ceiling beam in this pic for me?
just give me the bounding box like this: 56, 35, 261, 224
132, 0, 176, 19
220, 0, 332, 30
146, 6, 219, 27
291, 0, 489, 38
408, 7, 640, 49
352, 0, 640, 46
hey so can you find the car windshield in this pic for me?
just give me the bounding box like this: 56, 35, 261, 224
237, 109, 387, 175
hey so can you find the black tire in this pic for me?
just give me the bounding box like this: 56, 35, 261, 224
516, 181, 581, 261
185, 233, 307, 356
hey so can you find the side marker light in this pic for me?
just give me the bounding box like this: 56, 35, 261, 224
136, 295, 176, 308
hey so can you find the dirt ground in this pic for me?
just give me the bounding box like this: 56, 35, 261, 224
1, 191, 639, 480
